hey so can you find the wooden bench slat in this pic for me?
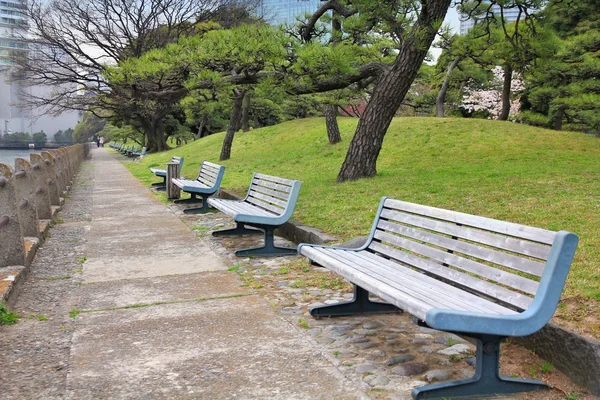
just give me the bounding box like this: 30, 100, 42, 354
196, 176, 214, 186
336, 249, 518, 315
248, 190, 288, 208
384, 199, 557, 245
376, 219, 546, 277
302, 247, 432, 320
380, 209, 551, 260
211, 199, 276, 218
254, 173, 295, 186
200, 168, 219, 180
203, 161, 222, 169
253, 178, 292, 194
330, 249, 492, 313
369, 239, 534, 311
246, 196, 285, 215
372, 227, 539, 295
250, 184, 290, 201
306, 247, 516, 317
198, 173, 217, 185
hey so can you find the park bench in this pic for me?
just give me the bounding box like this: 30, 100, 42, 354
130, 147, 146, 159
298, 197, 578, 399
149, 156, 184, 190
208, 172, 302, 257
171, 161, 225, 214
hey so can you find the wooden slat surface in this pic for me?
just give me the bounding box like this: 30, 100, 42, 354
250, 184, 290, 200
209, 199, 277, 218
368, 240, 533, 310
200, 168, 218, 180
384, 199, 556, 245
376, 220, 546, 277
372, 228, 539, 295
253, 178, 292, 194
255, 173, 294, 186
248, 190, 287, 208
380, 208, 551, 260
246, 196, 285, 215
302, 247, 517, 319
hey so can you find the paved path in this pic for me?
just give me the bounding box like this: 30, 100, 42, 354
0, 148, 588, 399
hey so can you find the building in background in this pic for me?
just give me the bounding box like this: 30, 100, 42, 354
259, 0, 322, 25
0, 0, 79, 139
459, 3, 538, 35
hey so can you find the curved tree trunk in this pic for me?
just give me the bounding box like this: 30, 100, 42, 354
436, 56, 461, 117
197, 116, 206, 139
220, 88, 246, 161
336, 0, 452, 182
324, 104, 342, 144
499, 63, 513, 121
143, 117, 169, 153
241, 91, 251, 132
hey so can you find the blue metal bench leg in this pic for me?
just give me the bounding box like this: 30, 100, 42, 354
174, 193, 203, 204
212, 222, 263, 237
152, 177, 166, 191
309, 285, 401, 318
234, 225, 297, 257
182, 194, 216, 214
412, 334, 548, 399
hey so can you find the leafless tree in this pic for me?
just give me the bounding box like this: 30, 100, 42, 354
12, 0, 258, 151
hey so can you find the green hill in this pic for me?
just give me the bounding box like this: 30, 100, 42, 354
125, 117, 600, 314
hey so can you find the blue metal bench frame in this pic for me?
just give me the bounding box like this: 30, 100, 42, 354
171, 161, 225, 214
208, 172, 302, 257
298, 197, 578, 399
149, 156, 184, 191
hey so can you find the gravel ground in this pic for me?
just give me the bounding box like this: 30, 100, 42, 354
0, 161, 93, 399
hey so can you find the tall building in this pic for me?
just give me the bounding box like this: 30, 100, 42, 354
459, 3, 538, 35
0, 0, 79, 139
259, 0, 323, 25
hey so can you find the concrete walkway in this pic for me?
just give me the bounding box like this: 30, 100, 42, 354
67, 149, 360, 398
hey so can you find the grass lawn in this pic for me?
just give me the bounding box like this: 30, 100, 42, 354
122, 116, 600, 338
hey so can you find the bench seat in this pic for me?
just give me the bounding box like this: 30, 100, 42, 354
301, 246, 518, 321
171, 161, 225, 213
298, 196, 578, 399
150, 156, 183, 190
208, 172, 302, 256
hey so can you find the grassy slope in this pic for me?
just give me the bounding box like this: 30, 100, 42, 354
125, 117, 600, 305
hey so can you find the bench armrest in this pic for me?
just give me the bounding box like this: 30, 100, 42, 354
426, 231, 578, 336
298, 197, 389, 254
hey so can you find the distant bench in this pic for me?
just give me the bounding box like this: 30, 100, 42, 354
171, 161, 225, 214
150, 156, 184, 190
209, 172, 302, 257
298, 197, 578, 399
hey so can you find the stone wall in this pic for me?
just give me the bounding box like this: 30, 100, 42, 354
0, 143, 90, 307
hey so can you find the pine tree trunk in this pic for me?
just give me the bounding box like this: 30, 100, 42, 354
436, 56, 461, 117
241, 92, 251, 132
555, 104, 566, 130
324, 104, 342, 144
336, 0, 452, 182
197, 117, 206, 139
220, 88, 246, 161
499, 63, 513, 121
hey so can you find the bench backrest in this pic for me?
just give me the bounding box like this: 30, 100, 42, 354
244, 172, 302, 217
366, 197, 577, 312
170, 156, 183, 168
196, 161, 225, 189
